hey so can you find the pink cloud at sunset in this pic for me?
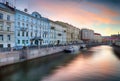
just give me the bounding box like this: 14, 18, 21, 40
16, 0, 120, 36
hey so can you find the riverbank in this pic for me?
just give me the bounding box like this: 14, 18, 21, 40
0, 45, 78, 67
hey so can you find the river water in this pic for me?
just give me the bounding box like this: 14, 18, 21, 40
0, 45, 120, 81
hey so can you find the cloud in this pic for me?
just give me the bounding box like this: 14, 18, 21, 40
16, 0, 120, 36
29, 0, 120, 25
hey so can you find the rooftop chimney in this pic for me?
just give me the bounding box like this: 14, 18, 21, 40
6, 1, 9, 6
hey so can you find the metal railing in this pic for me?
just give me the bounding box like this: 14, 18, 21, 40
0, 48, 11, 52
0, 43, 106, 53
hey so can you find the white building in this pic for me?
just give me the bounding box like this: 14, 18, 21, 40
0, 3, 15, 48
50, 21, 66, 45
15, 10, 50, 47
81, 29, 94, 42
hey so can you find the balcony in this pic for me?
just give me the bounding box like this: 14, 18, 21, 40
0, 19, 14, 23
20, 27, 28, 31
0, 29, 14, 34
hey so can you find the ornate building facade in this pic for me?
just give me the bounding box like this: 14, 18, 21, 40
0, 3, 15, 48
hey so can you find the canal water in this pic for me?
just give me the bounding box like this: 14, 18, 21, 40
0, 45, 120, 81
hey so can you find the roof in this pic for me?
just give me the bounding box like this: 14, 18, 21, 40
94, 33, 101, 35
32, 12, 42, 18
0, 3, 15, 13
15, 9, 49, 21
81, 28, 94, 31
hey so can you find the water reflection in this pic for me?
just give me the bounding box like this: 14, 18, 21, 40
41, 46, 120, 81
0, 53, 78, 81
0, 45, 120, 81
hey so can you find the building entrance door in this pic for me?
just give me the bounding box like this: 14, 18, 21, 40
35, 40, 39, 46
57, 40, 60, 45
0, 44, 3, 48
7, 44, 11, 48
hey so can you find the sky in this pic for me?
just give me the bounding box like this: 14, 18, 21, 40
16, 0, 120, 36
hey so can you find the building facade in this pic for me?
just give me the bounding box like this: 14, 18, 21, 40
50, 21, 66, 45
0, 1, 88, 48
74, 27, 81, 43
94, 33, 102, 43
110, 34, 120, 43
0, 3, 15, 48
15, 10, 50, 47
81, 29, 94, 43
55, 21, 81, 44
31, 12, 50, 46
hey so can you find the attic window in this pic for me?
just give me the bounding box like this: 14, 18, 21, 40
35, 15, 37, 18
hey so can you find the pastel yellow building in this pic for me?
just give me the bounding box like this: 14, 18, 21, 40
55, 21, 81, 44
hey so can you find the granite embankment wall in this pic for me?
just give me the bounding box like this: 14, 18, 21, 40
0, 45, 72, 67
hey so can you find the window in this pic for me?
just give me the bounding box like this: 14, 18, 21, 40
22, 40, 25, 44
18, 40, 20, 44
22, 23, 24, 26
35, 15, 37, 18
22, 31, 24, 36
31, 32, 33, 37
43, 34, 44, 38
26, 40, 28, 44
26, 32, 28, 37
22, 16, 24, 21
58, 33, 62, 36
26, 24, 28, 27
7, 27, 10, 31
18, 31, 20, 36
18, 15, 20, 20
31, 19, 33, 22
0, 13, 3, 19
7, 35, 10, 41
7, 15, 10, 21
18, 22, 20, 26
35, 33, 37, 37
27, 17, 29, 22
0, 44, 3, 48
7, 44, 11, 48
0, 35, 3, 41
0, 22, 3, 30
